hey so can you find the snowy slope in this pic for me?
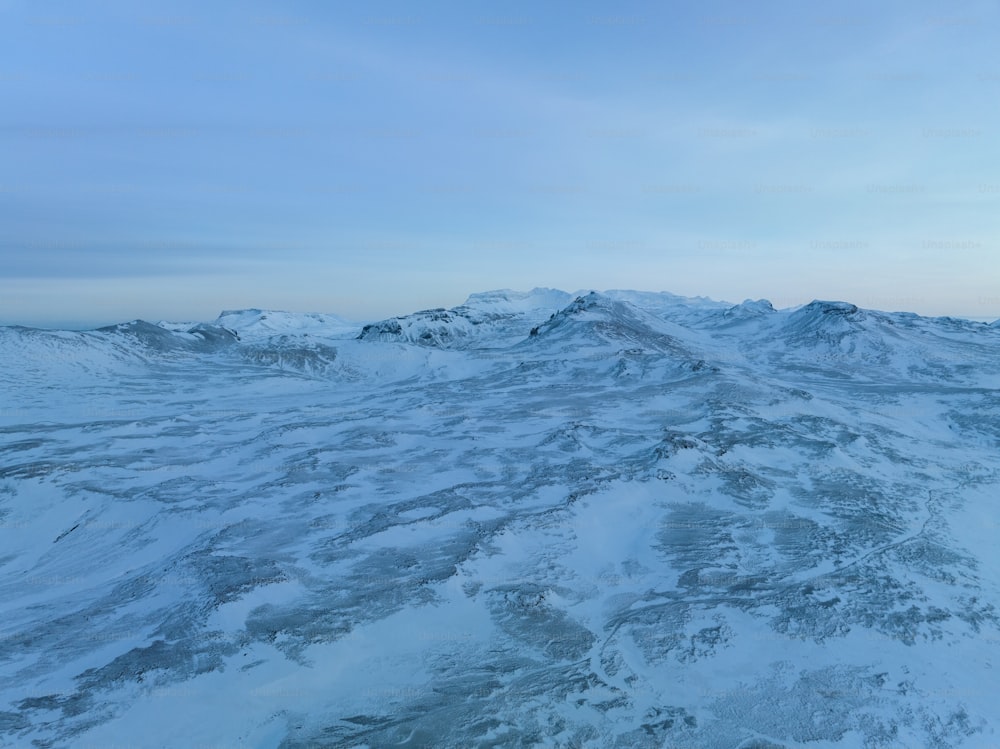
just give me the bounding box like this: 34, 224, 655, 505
357, 287, 572, 348
1, 290, 999, 748
212, 308, 362, 342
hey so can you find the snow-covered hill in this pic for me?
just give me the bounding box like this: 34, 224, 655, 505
1, 290, 999, 748
356, 287, 572, 348
211, 308, 361, 342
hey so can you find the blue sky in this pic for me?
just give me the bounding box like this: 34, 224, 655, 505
1, 0, 998, 327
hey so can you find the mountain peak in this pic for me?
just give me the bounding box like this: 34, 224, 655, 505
804, 300, 860, 315
724, 299, 775, 319
461, 288, 574, 313
213, 308, 359, 341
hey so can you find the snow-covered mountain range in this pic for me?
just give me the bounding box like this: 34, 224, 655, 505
1, 288, 999, 747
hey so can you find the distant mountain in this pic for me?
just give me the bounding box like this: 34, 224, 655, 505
3, 290, 997, 387
522, 291, 698, 356
99, 319, 239, 352
212, 308, 361, 341
357, 287, 572, 348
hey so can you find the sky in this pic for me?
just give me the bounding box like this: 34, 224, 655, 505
1, 0, 998, 328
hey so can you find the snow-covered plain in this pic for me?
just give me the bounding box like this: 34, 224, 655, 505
1, 288, 999, 748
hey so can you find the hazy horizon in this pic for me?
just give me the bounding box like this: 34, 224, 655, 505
3, 285, 999, 333
2, 0, 998, 326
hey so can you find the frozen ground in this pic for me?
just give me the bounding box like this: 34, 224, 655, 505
1, 288, 999, 748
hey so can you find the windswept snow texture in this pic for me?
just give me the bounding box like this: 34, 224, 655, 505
2, 290, 1000, 748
